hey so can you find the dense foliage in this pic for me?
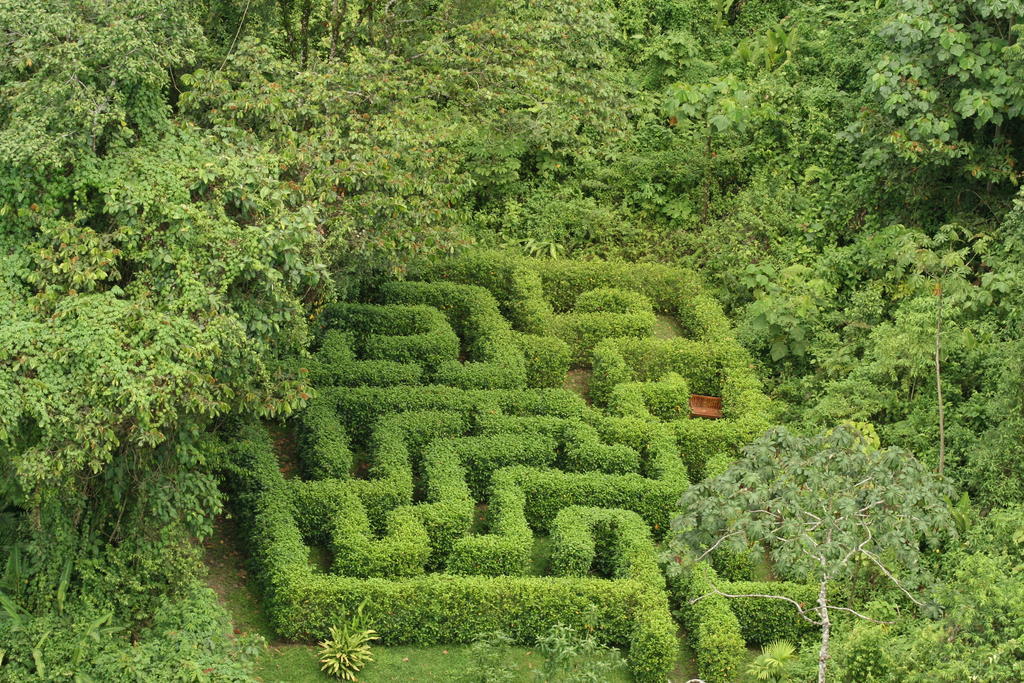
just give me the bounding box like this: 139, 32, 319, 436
2, 0, 1024, 680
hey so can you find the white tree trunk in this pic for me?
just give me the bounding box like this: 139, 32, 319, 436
817, 578, 831, 683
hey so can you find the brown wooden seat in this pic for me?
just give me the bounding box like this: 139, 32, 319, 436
689, 394, 723, 419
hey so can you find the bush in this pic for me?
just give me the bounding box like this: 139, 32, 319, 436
0, 586, 265, 682
381, 281, 527, 389
559, 421, 641, 474
575, 287, 654, 315
226, 424, 678, 683
719, 580, 819, 645
221, 252, 781, 683
308, 329, 424, 387
298, 398, 353, 479
550, 507, 664, 590
514, 332, 571, 388
318, 601, 379, 681
668, 563, 745, 683
447, 473, 532, 577
319, 302, 460, 367
607, 373, 691, 422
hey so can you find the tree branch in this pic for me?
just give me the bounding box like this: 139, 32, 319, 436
695, 530, 743, 562
690, 585, 822, 625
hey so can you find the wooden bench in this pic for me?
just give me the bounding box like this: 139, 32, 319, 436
689, 394, 722, 419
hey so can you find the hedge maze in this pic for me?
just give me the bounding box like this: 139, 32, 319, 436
225, 252, 806, 681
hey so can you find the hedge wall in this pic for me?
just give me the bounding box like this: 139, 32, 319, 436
667, 562, 745, 683
550, 506, 664, 591
225, 424, 677, 683
719, 580, 819, 645
225, 251, 802, 683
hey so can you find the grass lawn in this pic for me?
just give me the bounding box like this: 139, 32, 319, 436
256, 642, 637, 682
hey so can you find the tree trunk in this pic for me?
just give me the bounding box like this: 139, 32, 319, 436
702, 128, 713, 224
817, 578, 831, 683
330, 0, 340, 59
935, 279, 945, 475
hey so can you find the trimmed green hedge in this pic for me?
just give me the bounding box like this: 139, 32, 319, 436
513, 332, 571, 388
590, 335, 771, 481
446, 469, 532, 577
319, 303, 460, 367
719, 580, 819, 645
590, 337, 728, 403
498, 464, 686, 536
559, 421, 641, 474
607, 372, 691, 422
297, 397, 352, 479
667, 563, 744, 683
308, 329, 424, 387
550, 507, 664, 591
381, 281, 527, 389
411, 250, 553, 334
226, 252, 791, 683
325, 385, 587, 446
414, 250, 730, 341
226, 425, 677, 683
448, 432, 558, 501
545, 288, 657, 365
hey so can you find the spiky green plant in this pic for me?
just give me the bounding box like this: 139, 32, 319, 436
746, 639, 797, 682
317, 625, 379, 680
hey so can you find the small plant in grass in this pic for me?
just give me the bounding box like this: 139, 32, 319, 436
534, 623, 624, 682
466, 630, 519, 682
318, 600, 379, 680
746, 640, 798, 682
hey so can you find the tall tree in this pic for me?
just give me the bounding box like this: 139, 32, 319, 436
667, 425, 955, 682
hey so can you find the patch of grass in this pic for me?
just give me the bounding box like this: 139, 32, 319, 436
529, 534, 553, 576
671, 631, 700, 682
563, 368, 592, 402
256, 643, 636, 682
309, 544, 333, 573
752, 552, 777, 582
471, 503, 489, 534
204, 514, 275, 639
351, 447, 373, 480
654, 314, 685, 340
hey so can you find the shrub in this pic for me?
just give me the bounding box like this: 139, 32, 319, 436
298, 398, 353, 479
318, 621, 379, 680
547, 311, 656, 367
549, 507, 663, 590
535, 623, 627, 682
559, 421, 641, 474
447, 473, 532, 577
574, 287, 654, 315
226, 424, 678, 683
668, 563, 745, 683
319, 302, 460, 367
718, 580, 818, 645
514, 332, 571, 388
222, 252, 779, 683
607, 373, 691, 422
746, 639, 798, 683
308, 329, 424, 387
381, 281, 527, 389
